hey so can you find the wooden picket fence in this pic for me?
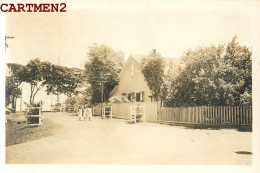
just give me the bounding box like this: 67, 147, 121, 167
158, 105, 252, 125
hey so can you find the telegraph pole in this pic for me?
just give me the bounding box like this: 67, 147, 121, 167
99, 79, 107, 118
96, 80, 107, 104
101, 81, 104, 103
57, 54, 61, 103
89, 76, 107, 117
5, 35, 14, 54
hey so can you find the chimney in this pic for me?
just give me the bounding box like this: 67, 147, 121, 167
152, 49, 156, 55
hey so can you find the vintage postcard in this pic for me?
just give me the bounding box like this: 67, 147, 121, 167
1, 0, 260, 173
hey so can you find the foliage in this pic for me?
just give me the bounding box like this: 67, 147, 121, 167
141, 51, 165, 102
5, 63, 25, 110
65, 92, 90, 108
45, 65, 82, 96
166, 36, 252, 106
20, 58, 82, 105
21, 59, 51, 105
85, 43, 124, 104
162, 59, 183, 105
65, 96, 77, 106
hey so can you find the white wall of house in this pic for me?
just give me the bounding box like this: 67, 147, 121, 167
16, 82, 67, 111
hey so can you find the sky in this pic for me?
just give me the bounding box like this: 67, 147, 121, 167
5, 8, 252, 69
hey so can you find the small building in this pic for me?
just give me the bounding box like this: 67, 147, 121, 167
109, 52, 182, 103
109, 54, 153, 102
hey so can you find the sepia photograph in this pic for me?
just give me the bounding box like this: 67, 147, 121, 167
2, 0, 260, 172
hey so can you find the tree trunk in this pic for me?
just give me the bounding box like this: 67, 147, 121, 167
11, 95, 15, 112
13, 96, 17, 113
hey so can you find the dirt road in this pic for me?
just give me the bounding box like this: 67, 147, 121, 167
6, 112, 252, 164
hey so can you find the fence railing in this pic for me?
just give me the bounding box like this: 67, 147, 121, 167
158, 105, 252, 125
112, 102, 157, 123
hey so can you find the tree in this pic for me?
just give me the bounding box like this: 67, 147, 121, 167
5, 63, 25, 111
141, 50, 165, 103
222, 36, 252, 105
21, 59, 52, 105
45, 65, 82, 96
167, 36, 252, 106
167, 45, 225, 106
162, 59, 183, 106
85, 43, 124, 104
22, 58, 82, 105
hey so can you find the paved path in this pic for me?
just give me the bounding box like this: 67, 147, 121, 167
6, 112, 252, 164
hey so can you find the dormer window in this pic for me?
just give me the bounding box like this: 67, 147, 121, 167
131, 64, 134, 77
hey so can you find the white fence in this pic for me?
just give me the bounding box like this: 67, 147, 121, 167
158, 105, 252, 125
111, 102, 157, 123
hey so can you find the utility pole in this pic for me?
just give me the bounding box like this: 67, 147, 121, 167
101, 81, 104, 103
57, 54, 61, 103
20, 86, 23, 111
90, 76, 107, 117
90, 76, 107, 103
94, 80, 107, 102
99, 79, 107, 118
5, 35, 14, 54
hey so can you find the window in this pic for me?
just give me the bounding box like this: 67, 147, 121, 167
128, 93, 131, 101
148, 95, 153, 102
141, 91, 145, 102
136, 91, 145, 102
131, 64, 134, 76
131, 92, 135, 102
136, 93, 141, 102
122, 93, 126, 97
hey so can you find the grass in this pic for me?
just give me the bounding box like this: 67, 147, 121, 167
6, 118, 57, 147
158, 121, 252, 132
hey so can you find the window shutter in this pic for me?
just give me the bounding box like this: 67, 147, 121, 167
136, 93, 141, 102
132, 92, 135, 102
141, 91, 145, 102
128, 93, 131, 101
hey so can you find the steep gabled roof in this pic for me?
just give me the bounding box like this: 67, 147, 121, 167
129, 54, 146, 64
110, 54, 182, 96
118, 54, 145, 79
118, 54, 182, 79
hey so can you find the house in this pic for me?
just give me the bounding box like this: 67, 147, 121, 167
109, 52, 182, 103
5, 64, 12, 79
109, 54, 152, 103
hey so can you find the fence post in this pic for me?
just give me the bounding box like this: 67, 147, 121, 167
240, 105, 243, 125
220, 106, 222, 124
223, 106, 226, 123
249, 106, 252, 124
246, 106, 249, 125
237, 106, 240, 125
231, 105, 233, 124
235, 105, 237, 124
199, 106, 202, 124
211, 106, 213, 124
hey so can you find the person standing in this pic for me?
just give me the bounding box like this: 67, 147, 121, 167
87, 108, 93, 121
84, 108, 92, 121
78, 107, 83, 121
83, 107, 87, 121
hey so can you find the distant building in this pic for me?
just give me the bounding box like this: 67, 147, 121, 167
17, 83, 67, 111
5, 63, 67, 112
5, 64, 12, 79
